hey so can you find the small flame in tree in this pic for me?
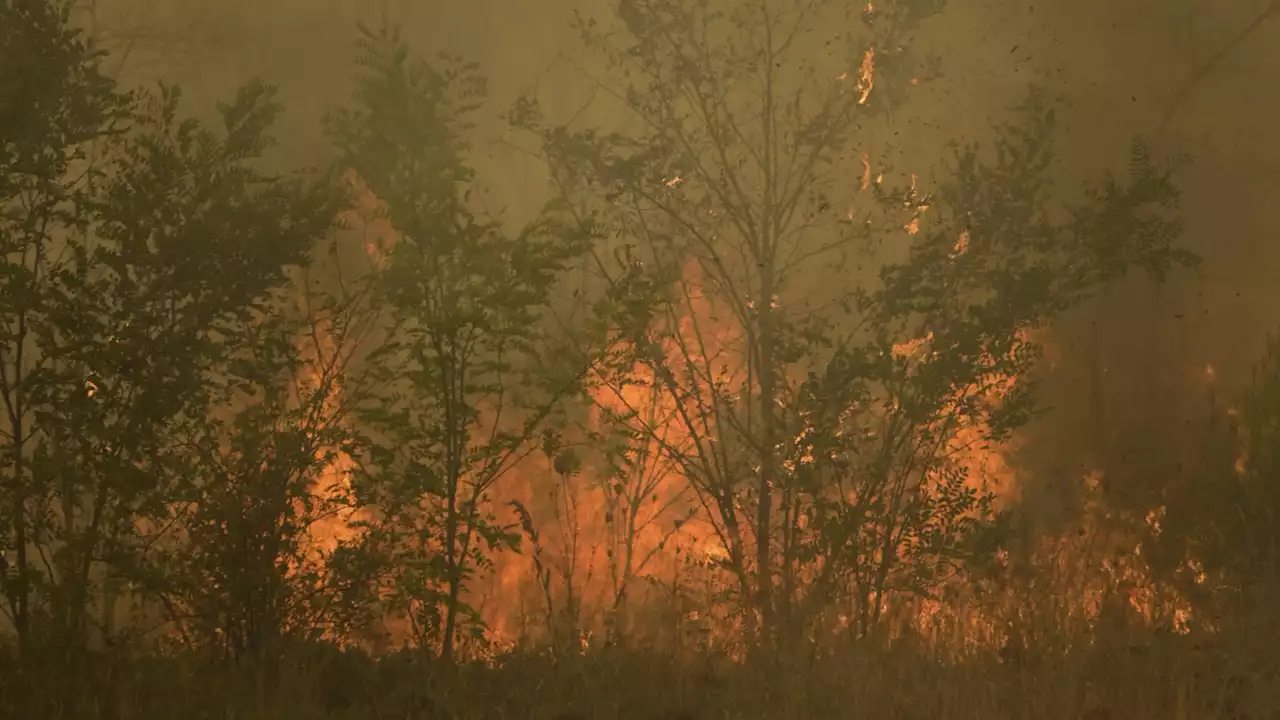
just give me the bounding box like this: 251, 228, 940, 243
857, 47, 876, 105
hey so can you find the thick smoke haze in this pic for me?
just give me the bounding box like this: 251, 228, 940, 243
87, 0, 1280, 514
88, 0, 1280, 320
5, 1, 1280, 717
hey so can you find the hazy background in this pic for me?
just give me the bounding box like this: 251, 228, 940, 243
5, 5, 1278, 717
77, 0, 1280, 534
81, 0, 1280, 318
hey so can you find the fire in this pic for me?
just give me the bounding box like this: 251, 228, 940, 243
474, 257, 1042, 650
340, 168, 399, 266
857, 47, 876, 105
303, 172, 1206, 656
892, 332, 934, 359
290, 168, 394, 567
476, 259, 730, 644
295, 324, 362, 564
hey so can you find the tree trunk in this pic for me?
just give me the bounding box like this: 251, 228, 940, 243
756, 262, 778, 642
756, 11, 780, 643
5, 345, 31, 658
442, 568, 460, 664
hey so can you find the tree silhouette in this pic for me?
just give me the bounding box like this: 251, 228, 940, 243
514, 0, 1196, 649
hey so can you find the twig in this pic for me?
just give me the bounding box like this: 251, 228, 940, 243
1155, 0, 1280, 139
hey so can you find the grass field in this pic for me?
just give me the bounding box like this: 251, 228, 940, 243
6, 592, 1277, 720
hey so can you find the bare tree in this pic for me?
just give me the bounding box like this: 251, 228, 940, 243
515, 0, 1194, 651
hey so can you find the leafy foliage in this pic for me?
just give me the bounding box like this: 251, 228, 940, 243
7, 10, 1264, 719
1, 0, 133, 655
326, 22, 595, 661
1, 0, 349, 688
513, 0, 1197, 646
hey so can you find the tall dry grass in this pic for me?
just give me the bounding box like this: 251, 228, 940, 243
4, 568, 1276, 720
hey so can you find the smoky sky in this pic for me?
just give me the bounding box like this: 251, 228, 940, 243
83, 0, 1280, 522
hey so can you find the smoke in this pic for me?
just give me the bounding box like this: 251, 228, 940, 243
74, 0, 1280, 651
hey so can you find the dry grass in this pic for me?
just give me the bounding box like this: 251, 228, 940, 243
4, 597, 1277, 720
5, 534, 1277, 720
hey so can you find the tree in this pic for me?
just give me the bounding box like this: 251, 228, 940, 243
1, 1, 349, 687
67, 79, 346, 668
514, 0, 1195, 649
589, 375, 696, 645
134, 275, 384, 691
0, 0, 130, 658
326, 23, 595, 663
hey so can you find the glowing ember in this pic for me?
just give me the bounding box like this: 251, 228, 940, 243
857, 47, 876, 105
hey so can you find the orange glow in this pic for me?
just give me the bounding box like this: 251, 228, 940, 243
475, 259, 733, 644
857, 47, 876, 105
340, 168, 399, 266
297, 173, 1207, 656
